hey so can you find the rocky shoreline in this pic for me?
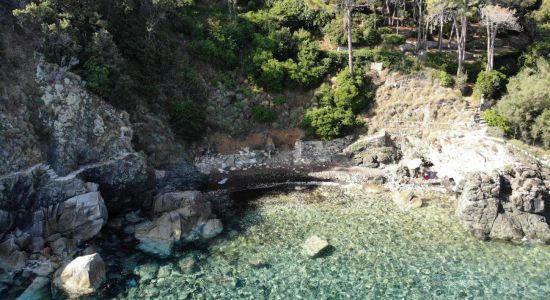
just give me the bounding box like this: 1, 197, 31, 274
2, 61, 550, 299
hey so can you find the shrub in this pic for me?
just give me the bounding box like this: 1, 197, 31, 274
83, 58, 112, 98
425, 52, 458, 74
382, 34, 406, 46
332, 68, 373, 113
473, 70, 507, 100
255, 58, 288, 92
532, 110, 550, 147
323, 17, 362, 46
520, 40, 550, 69
251, 105, 276, 123
377, 27, 394, 35
436, 70, 454, 87
170, 100, 207, 141
497, 59, 550, 143
273, 95, 286, 106
483, 109, 511, 134
302, 106, 356, 140
363, 28, 382, 47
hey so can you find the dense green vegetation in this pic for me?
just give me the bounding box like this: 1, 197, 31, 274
9, 0, 550, 145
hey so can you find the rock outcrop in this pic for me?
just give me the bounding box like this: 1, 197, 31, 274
35, 61, 136, 176
52, 253, 106, 298
456, 167, 550, 242
0, 165, 108, 244
134, 191, 222, 256
343, 131, 402, 168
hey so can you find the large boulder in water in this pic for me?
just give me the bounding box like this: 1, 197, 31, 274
456, 167, 550, 242
134, 191, 221, 256
52, 253, 106, 298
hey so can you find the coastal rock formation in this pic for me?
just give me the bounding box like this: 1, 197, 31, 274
343, 132, 402, 168
52, 253, 106, 298
134, 191, 222, 256
35, 61, 136, 176
456, 167, 550, 242
0, 165, 107, 243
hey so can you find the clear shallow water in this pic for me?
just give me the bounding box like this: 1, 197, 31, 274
100, 185, 550, 299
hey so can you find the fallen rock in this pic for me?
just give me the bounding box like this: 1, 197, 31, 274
134, 195, 213, 256
52, 253, 106, 298
302, 235, 329, 258
16, 276, 50, 300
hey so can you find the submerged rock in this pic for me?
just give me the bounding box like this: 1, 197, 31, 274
16, 276, 50, 300
302, 235, 330, 258
456, 168, 550, 242
134, 191, 221, 256
52, 253, 106, 298
201, 219, 223, 239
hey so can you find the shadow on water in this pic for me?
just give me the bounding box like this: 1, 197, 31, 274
97, 180, 322, 299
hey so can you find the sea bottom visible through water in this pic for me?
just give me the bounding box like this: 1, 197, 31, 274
98, 184, 550, 300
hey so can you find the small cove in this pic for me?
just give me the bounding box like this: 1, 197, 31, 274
96, 184, 550, 299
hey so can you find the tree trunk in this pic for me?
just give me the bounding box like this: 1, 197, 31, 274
486, 21, 497, 72
455, 15, 467, 76
416, 1, 423, 51
346, 8, 354, 77
438, 15, 443, 51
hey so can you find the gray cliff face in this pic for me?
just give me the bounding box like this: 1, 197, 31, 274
35, 61, 136, 176
457, 167, 550, 243
0, 56, 219, 294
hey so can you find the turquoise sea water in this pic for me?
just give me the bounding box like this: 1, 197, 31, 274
99, 185, 550, 299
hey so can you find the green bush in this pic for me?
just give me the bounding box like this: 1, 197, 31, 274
436, 70, 454, 87
249, 29, 329, 91
377, 27, 394, 35
473, 70, 507, 100
483, 109, 511, 134
382, 34, 406, 46
323, 16, 362, 46
425, 52, 458, 74
269, 0, 332, 32
170, 100, 207, 141
532, 110, 550, 147
520, 40, 550, 69
332, 68, 374, 113
83, 58, 112, 98
497, 59, 550, 143
273, 95, 286, 106
363, 28, 382, 47
251, 105, 276, 123
302, 106, 356, 140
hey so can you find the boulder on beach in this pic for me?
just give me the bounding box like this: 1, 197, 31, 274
52, 253, 106, 298
302, 235, 330, 258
